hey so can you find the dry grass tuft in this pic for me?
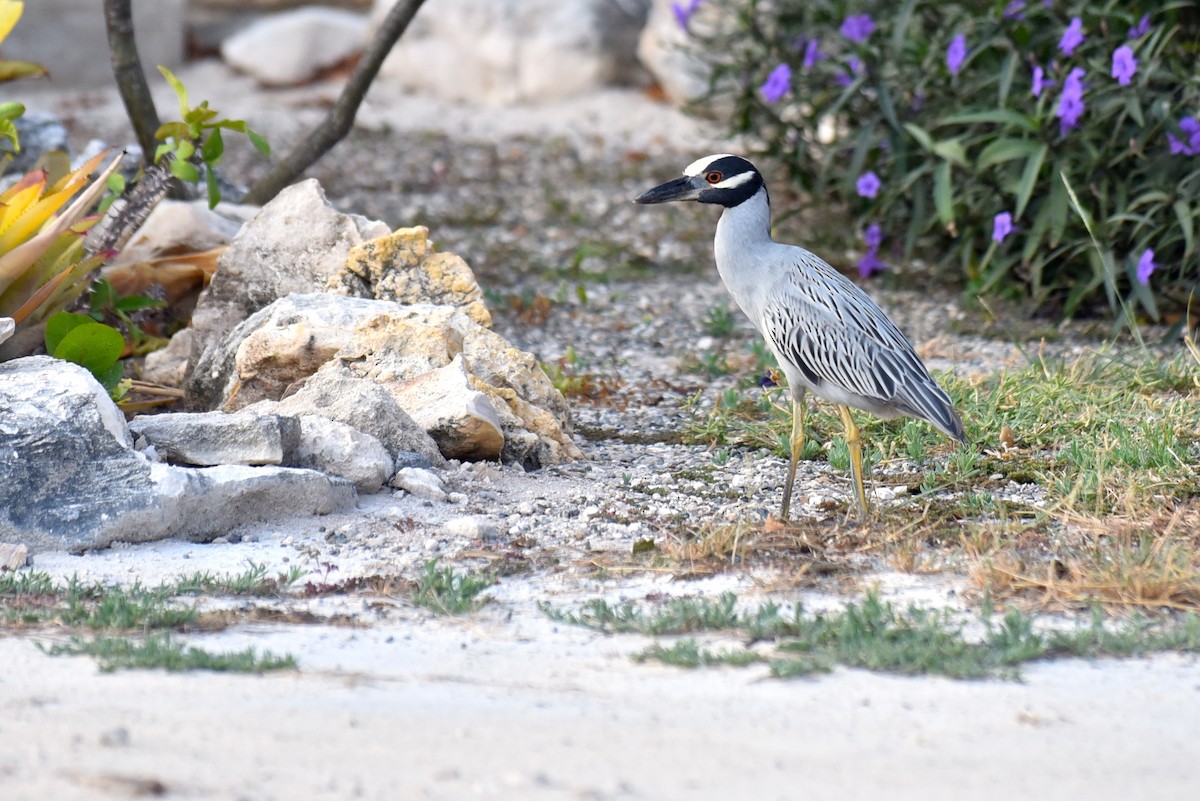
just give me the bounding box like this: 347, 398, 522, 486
968, 502, 1200, 611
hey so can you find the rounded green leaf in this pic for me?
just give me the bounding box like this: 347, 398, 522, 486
44, 312, 96, 355
51, 322, 125, 377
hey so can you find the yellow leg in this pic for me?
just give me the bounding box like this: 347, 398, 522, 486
837, 404, 871, 518
780, 390, 806, 521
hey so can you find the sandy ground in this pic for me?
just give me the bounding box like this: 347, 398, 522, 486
4, 536, 1200, 801
6, 62, 1200, 800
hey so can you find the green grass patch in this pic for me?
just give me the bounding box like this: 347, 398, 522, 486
412, 560, 492, 615
681, 347, 1200, 518
42, 633, 295, 674
545, 591, 1200, 680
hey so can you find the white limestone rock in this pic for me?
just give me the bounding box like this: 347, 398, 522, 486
292, 415, 393, 494
221, 6, 369, 87
128, 410, 300, 467
371, 0, 646, 105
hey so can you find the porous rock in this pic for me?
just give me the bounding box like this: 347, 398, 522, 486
0, 357, 353, 552
193, 293, 580, 467
186, 179, 391, 406
291, 415, 393, 494
330, 225, 492, 327
274, 365, 445, 467
391, 356, 505, 460
129, 410, 300, 467
221, 7, 369, 87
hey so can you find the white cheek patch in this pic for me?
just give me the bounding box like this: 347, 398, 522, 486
711, 171, 756, 190
684, 153, 736, 176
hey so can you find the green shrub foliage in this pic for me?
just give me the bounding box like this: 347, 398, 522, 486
690, 1, 1200, 320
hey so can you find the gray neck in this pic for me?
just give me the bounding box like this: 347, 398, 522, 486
713, 187, 775, 331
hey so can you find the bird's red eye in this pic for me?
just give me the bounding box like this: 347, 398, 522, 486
705, 171, 723, 184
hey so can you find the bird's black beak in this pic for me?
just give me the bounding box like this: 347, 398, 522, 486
634, 175, 704, 204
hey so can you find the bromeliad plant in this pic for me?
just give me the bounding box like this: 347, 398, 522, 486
688, 1, 1200, 321
0, 151, 124, 357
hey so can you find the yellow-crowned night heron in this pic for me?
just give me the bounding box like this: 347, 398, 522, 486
635, 154, 965, 519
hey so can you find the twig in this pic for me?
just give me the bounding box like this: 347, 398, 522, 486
242, 0, 429, 205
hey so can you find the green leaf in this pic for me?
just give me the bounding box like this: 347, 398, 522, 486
96, 361, 126, 393
1173, 200, 1195, 258
44, 312, 95, 355
51, 322, 125, 377
904, 122, 934, 153
169, 159, 201, 182
0, 101, 25, 120
201, 128, 224, 164
976, 138, 1042, 170
154, 121, 192, 143
205, 166, 221, 210
1124, 94, 1145, 128
1014, 144, 1047, 217
113, 294, 167, 313
932, 139, 969, 169
934, 161, 955, 233
246, 128, 271, 157
157, 65, 190, 118
938, 110, 1037, 133
175, 139, 195, 161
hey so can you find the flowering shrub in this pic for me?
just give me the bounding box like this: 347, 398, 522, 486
689, 1, 1200, 320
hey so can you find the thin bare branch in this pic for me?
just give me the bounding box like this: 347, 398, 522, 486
103, 0, 161, 164
241, 0, 429, 205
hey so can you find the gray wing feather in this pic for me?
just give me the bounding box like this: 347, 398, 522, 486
761, 249, 965, 441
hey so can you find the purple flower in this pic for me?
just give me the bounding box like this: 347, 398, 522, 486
1002, 1, 1026, 20
858, 249, 888, 279
1167, 117, 1200, 156
672, 0, 703, 33
840, 14, 875, 44
760, 63, 791, 104
946, 34, 967, 76
835, 56, 864, 87
1055, 67, 1086, 136
802, 37, 825, 71
1059, 17, 1085, 56
856, 171, 881, 199
1111, 45, 1137, 86
1136, 248, 1156, 285
1032, 65, 1054, 98
992, 212, 1015, 244
864, 223, 883, 249
1129, 14, 1151, 38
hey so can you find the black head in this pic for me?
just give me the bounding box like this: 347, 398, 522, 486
634, 154, 765, 209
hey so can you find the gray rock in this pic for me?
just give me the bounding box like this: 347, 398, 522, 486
185, 180, 391, 407
390, 467, 447, 502
292, 415, 393, 494
8, 114, 69, 175
275, 365, 445, 467
443, 515, 502, 541
222, 7, 369, 87
0, 357, 354, 551
140, 329, 194, 388
373, 0, 646, 105
128, 411, 301, 466
637, 0, 723, 108
393, 451, 434, 470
